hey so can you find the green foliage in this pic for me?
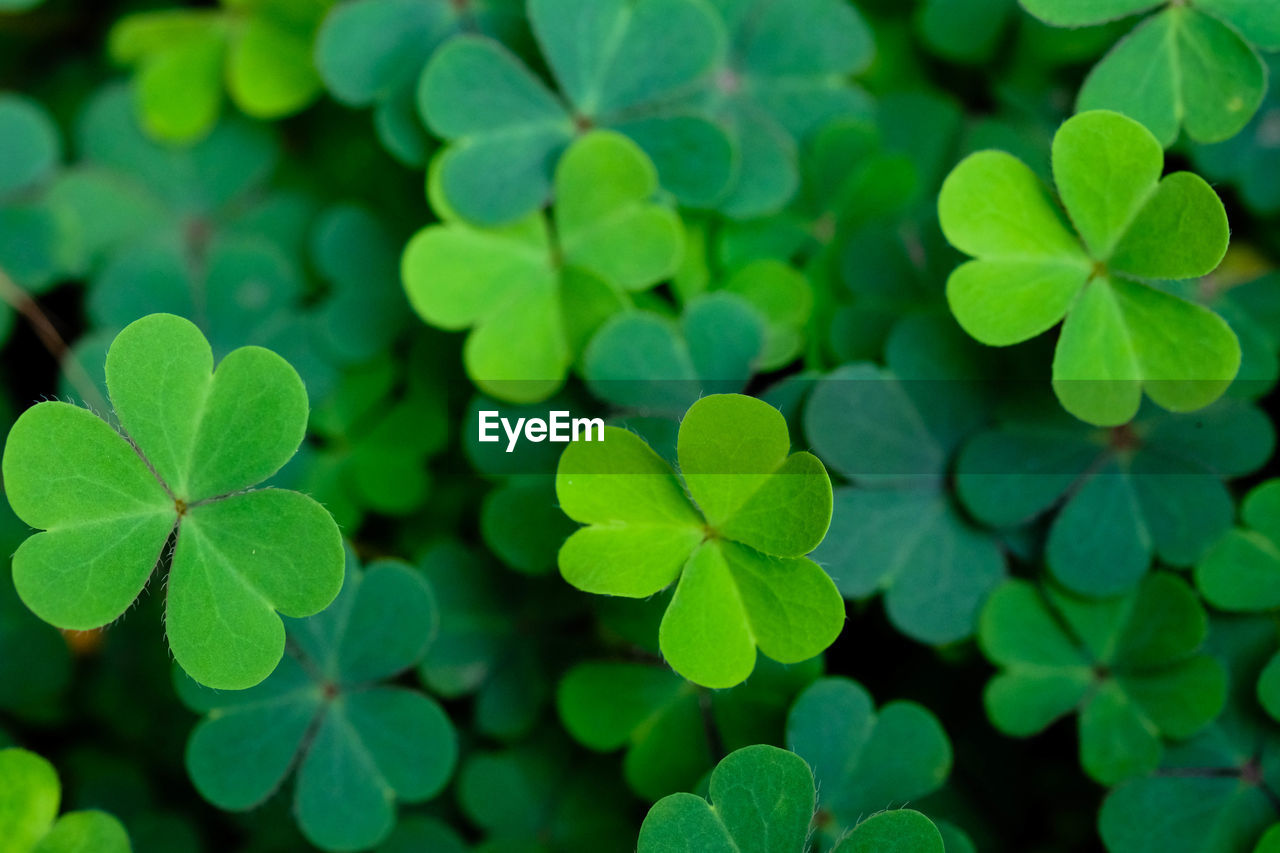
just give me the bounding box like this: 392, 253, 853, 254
956, 396, 1274, 596
940, 109, 1238, 426
109, 0, 335, 142
3, 314, 343, 689
0, 94, 64, 309
178, 552, 455, 852
0, 748, 131, 853
979, 574, 1226, 785
1021, 0, 1280, 146
402, 130, 681, 401
556, 393, 842, 688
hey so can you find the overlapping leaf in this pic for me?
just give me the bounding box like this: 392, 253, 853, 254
179, 553, 456, 852
3, 313, 344, 689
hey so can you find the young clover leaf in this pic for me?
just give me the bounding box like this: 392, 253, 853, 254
700, 0, 875, 219
0, 748, 131, 853
582, 293, 765, 415
786, 677, 953, 849
108, 0, 335, 143
556, 393, 843, 688
0, 94, 65, 311
315, 0, 524, 166
804, 315, 1006, 644
957, 396, 1274, 597
979, 573, 1226, 786
457, 737, 635, 850
2, 313, 344, 690
557, 655, 821, 801
637, 744, 945, 853
177, 554, 456, 852
938, 109, 1238, 427
402, 130, 683, 403
1021, 0, 1280, 146
418, 0, 730, 225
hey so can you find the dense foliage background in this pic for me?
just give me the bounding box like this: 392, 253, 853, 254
1, 0, 1279, 851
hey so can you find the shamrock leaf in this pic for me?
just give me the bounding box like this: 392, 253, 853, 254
0, 93, 65, 309
582, 293, 765, 415
786, 677, 952, 848
402, 130, 682, 402
418, 0, 731, 224
700, 0, 875, 218
315, 0, 524, 165
833, 811, 946, 853
178, 553, 456, 852
557, 655, 821, 800
1022, 0, 1280, 146
957, 396, 1274, 596
805, 315, 1005, 643
2, 313, 344, 689
557, 393, 843, 688
979, 573, 1226, 785
458, 737, 634, 851
108, 0, 335, 143
0, 748, 131, 853
939, 109, 1238, 426
637, 744, 815, 852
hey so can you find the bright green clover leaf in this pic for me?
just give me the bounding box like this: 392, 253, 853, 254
700, 0, 875, 219
178, 553, 456, 852
979, 573, 1226, 785
833, 811, 946, 853
417, 541, 554, 740
582, 293, 765, 415
0, 94, 65, 306
805, 315, 1005, 644
402, 130, 682, 402
787, 677, 952, 848
556, 393, 842, 688
315, 0, 524, 165
1192, 55, 1280, 214
418, 0, 730, 225
939, 109, 1238, 426
957, 396, 1274, 596
457, 737, 634, 851
0, 748, 131, 853
1021, 0, 1280, 146
108, 0, 336, 143
2, 313, 343, 690
557, 655, 821, 801
636, 744, 816, 852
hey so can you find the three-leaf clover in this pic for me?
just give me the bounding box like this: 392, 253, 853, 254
418, 0, 731, 224
178, 554, 456, 852
979, 573, 1226, 785
805, 315, 1006, 643
938, 109, 1238, 426
1021, 0, 1280, 146
402, 130, 683, 403
556, 393, 843, 688
957, 396, 1275, 596
786, 677, 953, 848
2, 313, 344, 690
0, 748, 131, 853
108, 0, 335, 143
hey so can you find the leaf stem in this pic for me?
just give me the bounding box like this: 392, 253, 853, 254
0, 265, 110, 415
